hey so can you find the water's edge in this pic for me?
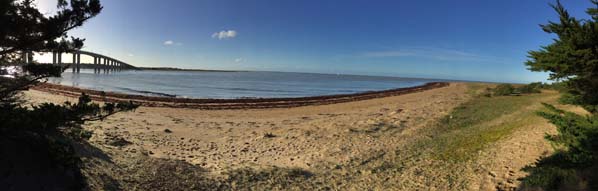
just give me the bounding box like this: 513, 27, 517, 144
33, 82, 450, 109
49, 70, 442, 99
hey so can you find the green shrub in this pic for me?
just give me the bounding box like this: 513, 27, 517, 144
521, 103, 598, 190
523, 0, 598, 189
558, 93, 582, 105
542, 82, 569, 92
493, 84, 515, 96
517, 83, 542, 94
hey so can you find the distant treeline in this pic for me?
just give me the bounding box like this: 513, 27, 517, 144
484, 82, 563, 97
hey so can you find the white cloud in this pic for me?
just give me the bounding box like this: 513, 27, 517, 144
128, 53, 134, 57
212, 30, 237, 39
362, 47, 506, 63
163, 40, 174, 45
363, 51, 415, 58
163, 40, 182, 46
234, 58, 243, 63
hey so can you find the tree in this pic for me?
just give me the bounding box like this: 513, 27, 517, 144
525, 0, 598, 112
0, 1, 137, 189
0, 0, 101, 61
1, 0, 101, 105
522, 1, 598, 190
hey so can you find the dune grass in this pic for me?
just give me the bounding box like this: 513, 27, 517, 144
428, 85, 557, 162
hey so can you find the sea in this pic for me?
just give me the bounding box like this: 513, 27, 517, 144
48, 69, 442, 99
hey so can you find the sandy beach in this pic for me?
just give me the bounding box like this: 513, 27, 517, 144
21, 82, 562, 190
26, 82, 466, 171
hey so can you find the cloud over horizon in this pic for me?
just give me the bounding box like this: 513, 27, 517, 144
212, 30, 237, 39
362, 51, 415, 57
163, 40, 182, 46
362, 47, 507, 63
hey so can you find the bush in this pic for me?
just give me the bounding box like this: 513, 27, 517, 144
491, 83, 543, 97
521, 103, 598, 190
542, 82, 569, 92
558, 93, 583, 105
493, 84, 515, 96
0, 92, 138, 189
523, 0, 598, 189
517, 82, 542, 94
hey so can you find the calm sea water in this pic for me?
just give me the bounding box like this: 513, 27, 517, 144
48, 69, 440, 99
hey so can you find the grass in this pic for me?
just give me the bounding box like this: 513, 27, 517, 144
428, 85, 557, 162
464, 82, 492, 96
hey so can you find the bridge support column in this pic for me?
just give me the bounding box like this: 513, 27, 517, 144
76, 53, 81, 73
58, 53, 62, 69
21, 52, 26, 64
28, 52, 33, 64
100, 58, 102, 73
52, 52, 56, 65
95, 57, 99, 74
72, 53, 76, 72
103, 58, 107, 73
21, 51, 33, 64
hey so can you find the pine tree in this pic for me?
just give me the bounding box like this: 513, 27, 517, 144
523, 1, 598, 190
526, 0, 598, 112
0, 1, 137, 189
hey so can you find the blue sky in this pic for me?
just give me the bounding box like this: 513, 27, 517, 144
35, 0, 596, 83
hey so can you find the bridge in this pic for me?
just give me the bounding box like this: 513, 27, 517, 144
21, 50, 137, 73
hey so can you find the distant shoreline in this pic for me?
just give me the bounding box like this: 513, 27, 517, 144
61, 63, 246, 72
135, 67, 246, 72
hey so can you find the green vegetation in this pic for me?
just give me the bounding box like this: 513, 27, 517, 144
525, 0, 598, 113
518, 82, 543, 94
491, 83, 542, 96
521, 104, 598, 190
493, 84, 516, 96
522, 0, 598, 190
432, 85, 553, 161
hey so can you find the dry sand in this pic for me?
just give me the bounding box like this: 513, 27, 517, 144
22, 82, 564, 190
26, 83, 467, 172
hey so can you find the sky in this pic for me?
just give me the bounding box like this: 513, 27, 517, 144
34, 0, 597, 83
